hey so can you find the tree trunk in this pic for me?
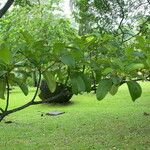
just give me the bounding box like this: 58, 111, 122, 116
33, 71, 38, 87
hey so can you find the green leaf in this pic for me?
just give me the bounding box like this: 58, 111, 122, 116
146, 55, 150, 67
127, 81, 142, 101
14, 78, 28, 96
0, 71, 7, 77
71, 77, 78, 95
109, 84, 119, 96
19, 83, 28, 96
0, 78, 6, 99
71, 75, 86, 94
76, 76, 86, 92
80, 74, 91, 92
96, 79, 113, 100
43, 71, 56, 93
20, 30, 33, 45
60, 55, 75, 67
136, 36, 145, 47
53, 42, 65, 54
112, 77, 121, 85
0, 43, 12, 64
102, 67, 113, 75
125, 63, 145, 72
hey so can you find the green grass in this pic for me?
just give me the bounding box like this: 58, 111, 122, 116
0, 82, 150, 150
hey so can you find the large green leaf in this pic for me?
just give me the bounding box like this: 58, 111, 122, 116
109, 84, 119, 96
53, 42, 65, 54
125, 63, 145, 72
127, 81, 142, 101
43, 71, 56, 93
76, 76, 86, 92
13, 78, 29, 96
102, 67, 113, 75
96, 79, 113, 100
0, 43, 12, 64
112, 77, 121, 85
20, 30, 33, 45
71, 75, 86, 94
60, 55, 75, 67
0, 78, 6, 99
80, 74, 91, 92
19, 82, 29, 96
71, 77, 78, 95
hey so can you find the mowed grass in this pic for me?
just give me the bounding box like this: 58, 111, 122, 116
0, 82, 150, 150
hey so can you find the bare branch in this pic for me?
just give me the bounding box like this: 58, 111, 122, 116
6, 87, 68, 115
0, 108, 4, 113
0, 69, 42, 122
123, 17, 150, 43
31, 69, 42, 102
0, 0, 14, 18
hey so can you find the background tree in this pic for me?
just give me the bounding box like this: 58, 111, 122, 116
70, 0, 150, 34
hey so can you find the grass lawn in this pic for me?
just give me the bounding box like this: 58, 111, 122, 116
0, 82, 150, 150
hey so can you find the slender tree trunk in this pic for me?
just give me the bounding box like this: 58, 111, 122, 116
33, 71, 38, 87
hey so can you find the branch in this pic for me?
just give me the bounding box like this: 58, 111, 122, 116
120, 78, 147, 85
123, 17, 150, 43
4, 70, 41, 115
31, 69, 41, 102
6, 88, 69, 115
0, 108, 4, 113
116, 0, 125, 43
41, 62, 57, 74
4, 75, 10, 112
0, 0, 14, 18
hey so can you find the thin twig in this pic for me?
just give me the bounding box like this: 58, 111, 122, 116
31, 69, 42, 102
0, 69, 42, 122
0, 108, 4, 113
123, 17, 150, 43
41, 62, 57, 74
6, 88, 68, 115
116, 0, 125, 43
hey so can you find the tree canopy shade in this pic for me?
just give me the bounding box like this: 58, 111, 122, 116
0, 0, 150, 122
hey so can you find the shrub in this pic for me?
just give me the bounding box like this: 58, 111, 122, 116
39, 80, 73, 103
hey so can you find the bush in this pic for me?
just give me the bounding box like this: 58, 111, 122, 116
39, 80, 73, 103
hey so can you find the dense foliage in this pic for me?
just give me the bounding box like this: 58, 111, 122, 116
0, 0, 149, 121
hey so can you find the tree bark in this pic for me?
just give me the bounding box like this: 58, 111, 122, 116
33, 71, 38, 87
0, 0, 14, 18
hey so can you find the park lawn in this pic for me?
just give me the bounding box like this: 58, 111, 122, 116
0, 82, 150, 150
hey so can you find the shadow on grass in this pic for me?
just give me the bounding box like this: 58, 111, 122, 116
41, 100, 77, 108
10, 89, 36, 94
